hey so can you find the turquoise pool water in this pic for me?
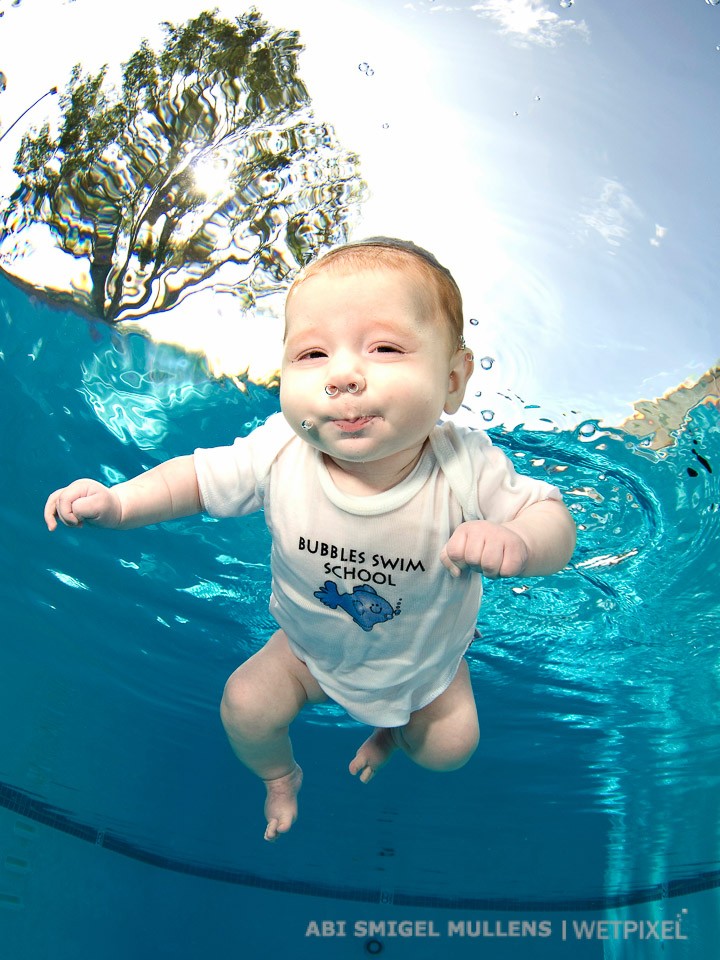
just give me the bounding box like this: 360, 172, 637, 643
1, 0, 720, 954
1, 273, 718, 929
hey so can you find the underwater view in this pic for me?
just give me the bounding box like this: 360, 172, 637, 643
1, 0, 718, 956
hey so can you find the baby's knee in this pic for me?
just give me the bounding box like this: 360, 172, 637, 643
220, 658, 306, 737
446, 727, 480, 770
438, 733, 479, 771
415, 721, 480, 773
220, 669, 267, 736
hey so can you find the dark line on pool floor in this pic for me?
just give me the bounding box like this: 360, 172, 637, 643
1, 780, 718, 911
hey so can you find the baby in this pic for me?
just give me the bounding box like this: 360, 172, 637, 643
45, 237, 576, 841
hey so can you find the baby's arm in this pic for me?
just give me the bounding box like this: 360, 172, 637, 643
44, 456, 201, 532
440, 499, 576, 579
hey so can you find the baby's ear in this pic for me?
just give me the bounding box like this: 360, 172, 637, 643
444, 350, 474, 414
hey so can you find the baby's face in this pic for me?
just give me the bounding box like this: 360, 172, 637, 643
280, 266, 468, 476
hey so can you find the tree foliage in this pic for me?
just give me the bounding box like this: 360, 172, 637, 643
1, 9, 365, 321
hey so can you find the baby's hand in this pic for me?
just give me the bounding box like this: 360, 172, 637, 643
44, 479, 122, 532
440, 520, 530, 579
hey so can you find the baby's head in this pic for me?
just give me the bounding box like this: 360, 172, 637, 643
286, 237, 466, 356
280, 237, 474, 473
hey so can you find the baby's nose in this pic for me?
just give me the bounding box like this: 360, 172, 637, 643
325, 373, 366, 396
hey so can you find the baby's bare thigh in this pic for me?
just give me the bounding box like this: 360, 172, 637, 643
404, 660, 479, 742
390, 661, 478, 770
230, 629, 328, 707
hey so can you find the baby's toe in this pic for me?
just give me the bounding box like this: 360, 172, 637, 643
349, 755, 374, 782
359, 765, 375, 784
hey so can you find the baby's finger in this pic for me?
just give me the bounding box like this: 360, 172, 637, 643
44, 496, 58, 531
73, 493, 105, 523
55, 490, 85, 528
477, 542, 505, 579
44, 490, 70, 530
497, 538, 529, 578
439, 545, 465, 578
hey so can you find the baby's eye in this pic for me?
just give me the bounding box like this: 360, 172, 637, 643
295, 349, 327, 361
373, 344, 403, 354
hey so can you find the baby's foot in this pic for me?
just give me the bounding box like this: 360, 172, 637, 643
263, 764, 303, 842
349, 728, 398, 783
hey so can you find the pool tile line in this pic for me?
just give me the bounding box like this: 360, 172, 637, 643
1, 780, 718, 911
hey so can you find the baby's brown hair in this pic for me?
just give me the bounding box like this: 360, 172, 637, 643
287, 237, 466, 354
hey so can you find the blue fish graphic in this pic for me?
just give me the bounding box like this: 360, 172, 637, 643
313, 580, 401, 632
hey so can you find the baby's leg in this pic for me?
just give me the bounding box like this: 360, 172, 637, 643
398, 660, 480, 770
349, 660, 479, 782
220, 629, 327, 841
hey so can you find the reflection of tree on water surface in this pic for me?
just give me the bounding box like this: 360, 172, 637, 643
621, 365, 719, 453
0, 10, 365, 322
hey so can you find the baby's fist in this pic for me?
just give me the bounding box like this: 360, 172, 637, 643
44, 479, 121, 531
440, 520, 529, 579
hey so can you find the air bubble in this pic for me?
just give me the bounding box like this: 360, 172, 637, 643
469, 318, 479, 326
301, 419, 314, 431
481, 410, 494, 422
381, 122, 390, 129
560, 0, 574, 7
706, 0, 720, 6
358, 62, 375, 77
479, 356, 495, 370
577, 421, 601, 441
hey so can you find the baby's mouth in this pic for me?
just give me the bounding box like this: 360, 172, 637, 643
331, 416, 376, 433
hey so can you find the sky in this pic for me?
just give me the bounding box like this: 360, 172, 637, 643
1, 0, 719, 429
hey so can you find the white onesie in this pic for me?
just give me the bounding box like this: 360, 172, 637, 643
194, 413, 562, 727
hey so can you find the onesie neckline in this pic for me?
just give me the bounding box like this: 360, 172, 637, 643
315, 443, 436, 516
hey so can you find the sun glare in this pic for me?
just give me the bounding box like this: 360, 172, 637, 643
191, 156, 234, 201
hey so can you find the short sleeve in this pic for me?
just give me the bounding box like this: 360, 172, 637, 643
430, 422, 562, 524
193, 412, 295, 518
474, 440, 563, 524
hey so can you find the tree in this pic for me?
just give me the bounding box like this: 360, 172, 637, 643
1, 9, 365, 321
